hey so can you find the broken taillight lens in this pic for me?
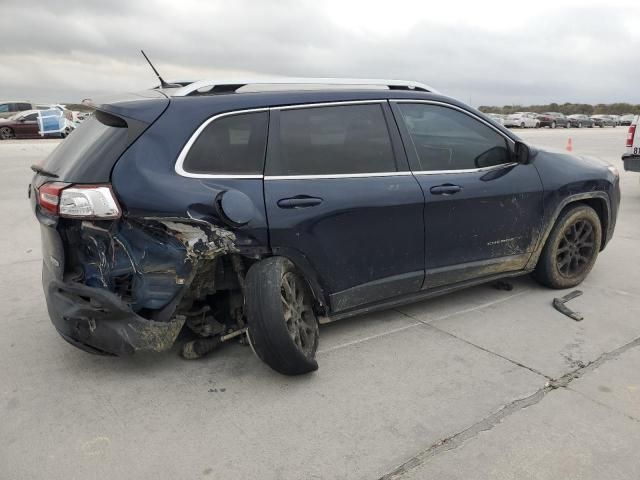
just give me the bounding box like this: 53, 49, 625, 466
38, 183, 121, 219
626, 124, 636, 148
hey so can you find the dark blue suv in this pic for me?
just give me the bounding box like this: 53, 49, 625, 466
30, 78, 620, 375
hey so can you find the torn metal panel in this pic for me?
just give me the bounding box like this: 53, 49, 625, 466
553, 290, 584, 321
48, 216, 243, 355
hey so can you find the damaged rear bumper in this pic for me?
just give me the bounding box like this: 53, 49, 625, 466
43, 251, 186, 357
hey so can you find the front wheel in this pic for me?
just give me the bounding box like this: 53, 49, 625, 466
0, 127, 14, 140
520, 122, 525, 128
533, 204, 602, 289
245, 257, 319, 375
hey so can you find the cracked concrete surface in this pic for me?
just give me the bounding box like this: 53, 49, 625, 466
1, 128, 640, 479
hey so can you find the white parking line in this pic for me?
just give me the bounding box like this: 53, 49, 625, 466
317, 289, 530, 354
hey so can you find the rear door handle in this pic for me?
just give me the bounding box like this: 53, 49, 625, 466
277, 196, 323, 209
429, 184, 462, 195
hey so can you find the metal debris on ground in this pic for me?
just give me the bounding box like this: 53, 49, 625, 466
552, 290, 584, 321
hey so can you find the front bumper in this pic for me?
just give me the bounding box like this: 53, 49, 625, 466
44, 263, 184, 356
622, 155, 640, 173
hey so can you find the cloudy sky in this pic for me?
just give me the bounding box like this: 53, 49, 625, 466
0, 0, 638, 106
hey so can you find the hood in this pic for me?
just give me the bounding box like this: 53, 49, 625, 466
532, 146, 612, 168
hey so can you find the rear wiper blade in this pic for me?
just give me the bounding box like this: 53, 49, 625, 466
30, 164, 58, 178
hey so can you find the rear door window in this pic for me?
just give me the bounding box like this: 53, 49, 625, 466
0, 104, 8, 113
182, 111, 268, 175
268, 103, 396, 176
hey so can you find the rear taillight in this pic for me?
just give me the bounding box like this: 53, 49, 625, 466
37, 183, 121, 219
38, 182, 68, 215
626, 124, 636, 148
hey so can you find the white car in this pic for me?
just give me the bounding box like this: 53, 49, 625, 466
622, 115, 640, 173
503, 112, 540, 128
486, 113, 505, 125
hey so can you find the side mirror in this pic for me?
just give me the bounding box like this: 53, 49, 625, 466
18, 118, 26, 122
514, 141, 530, 164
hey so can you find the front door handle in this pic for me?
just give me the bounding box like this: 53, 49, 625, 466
430, 184, 462, 195
277, 195, 323, 209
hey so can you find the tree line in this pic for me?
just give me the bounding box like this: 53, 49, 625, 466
478, 102, 640, 116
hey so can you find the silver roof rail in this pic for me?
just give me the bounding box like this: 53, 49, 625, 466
170, 77, 439, 96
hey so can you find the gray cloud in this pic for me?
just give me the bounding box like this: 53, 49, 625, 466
0, 0, 638, 105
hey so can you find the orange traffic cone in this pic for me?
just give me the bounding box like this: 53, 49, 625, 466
566, 137, 573, 152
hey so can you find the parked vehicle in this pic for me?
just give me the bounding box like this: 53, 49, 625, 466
610, 115, 621, 126
622, 115, 640, 173
0, 110, 73, 140
29, 78, 620, 375
620, 114, 636, 126
591, 115, 617, 128
567, 114, 595, 128
537, 112, 570, 128
487, 113, 505, 125
36, 104, 74, 122
0, 101, 35, 119
503, 112, 539, 128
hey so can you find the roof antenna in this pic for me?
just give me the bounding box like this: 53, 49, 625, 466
141, 50, 172, 88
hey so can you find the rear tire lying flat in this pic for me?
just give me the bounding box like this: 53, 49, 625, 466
533, 205, 601, 289
246, 257, 319, 375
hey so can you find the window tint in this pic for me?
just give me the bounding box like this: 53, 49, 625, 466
0, 104, 8, 113
183, 111, 268, 175
398, 103, 511, 171
15, 103, 32, 111
23, 113, 38, 121
269, 104, 395, 175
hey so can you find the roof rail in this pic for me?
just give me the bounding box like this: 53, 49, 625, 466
169, 77, 439, 96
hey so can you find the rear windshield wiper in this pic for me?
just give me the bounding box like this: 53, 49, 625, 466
30, 164, 58, 178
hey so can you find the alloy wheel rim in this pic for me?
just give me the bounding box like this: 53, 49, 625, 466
0, 127, 12, 139
556, 219, 596, 277
280, 271, 316, 357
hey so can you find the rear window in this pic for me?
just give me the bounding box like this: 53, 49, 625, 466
182, 111, 268, 175
268, 104, 395, 176
43, 111, 130, 182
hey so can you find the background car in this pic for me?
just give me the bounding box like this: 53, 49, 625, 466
0, 111, 41, 139
620, 114, 636, 126
610, 115, 621, 126
487, 113, 505, 125
567, 114, 595, 128
0, 110, 73, 140
0, 101, 35, 119
622, 115, 640, 173
503, 112, 539, 128
591, 115, 617, 127
537, 112, 569, 128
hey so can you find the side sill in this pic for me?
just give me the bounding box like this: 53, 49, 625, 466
321, 269, 531, 324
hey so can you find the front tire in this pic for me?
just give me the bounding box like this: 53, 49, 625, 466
533, 205, 602, 289
246, 257, 319, 375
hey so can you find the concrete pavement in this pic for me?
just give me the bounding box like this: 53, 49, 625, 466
1, 128, 639, 479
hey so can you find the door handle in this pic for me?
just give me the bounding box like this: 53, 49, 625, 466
277, 195, 323, 209
429, 184, 462, 195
